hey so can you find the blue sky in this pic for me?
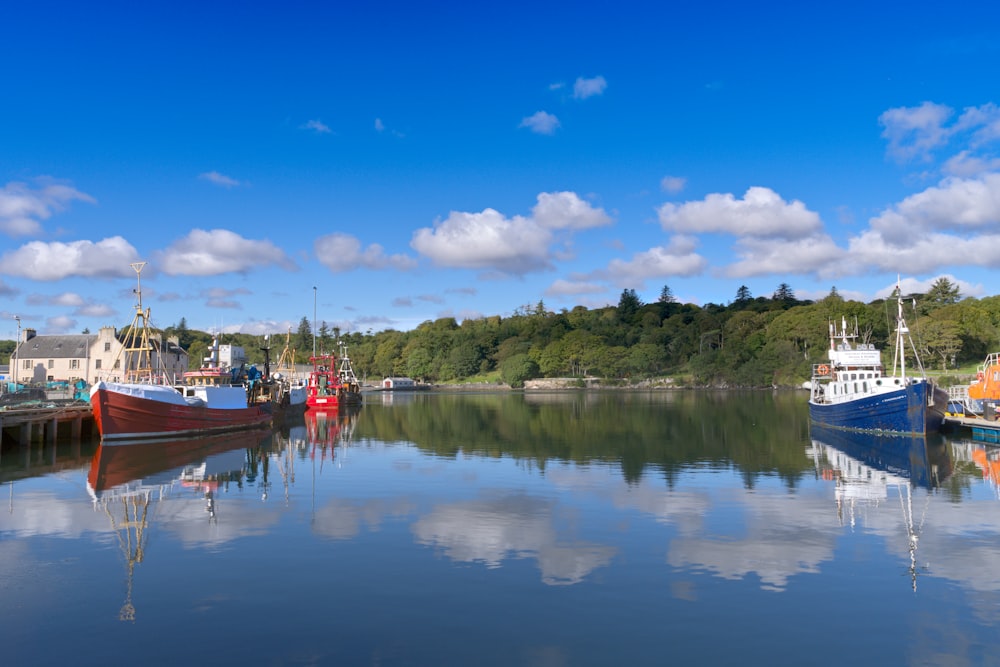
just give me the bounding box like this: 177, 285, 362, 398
3, 1, 1000, 338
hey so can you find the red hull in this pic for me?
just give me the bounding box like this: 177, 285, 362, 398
91, 386, 272, 441
307, 394, 340, 409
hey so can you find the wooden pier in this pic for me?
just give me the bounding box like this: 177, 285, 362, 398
0, 402, 95, 446
943, 414, 1000, 444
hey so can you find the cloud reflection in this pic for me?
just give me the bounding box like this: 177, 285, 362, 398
412, 493, 617, 585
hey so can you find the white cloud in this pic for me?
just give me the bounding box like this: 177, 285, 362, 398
314, 232, 417, 272
411, 192, 612, 276
417, 294, 444, 304
954, 102, 1000, 146
76, 303, 115, 317
0, 179, 96, 237
724, 235, 846, 279
860, 173, 1000, 251
0, 279, 17, 297
0, 237, 140, 280
531, 191, 612, 230
519, 111, 560, 135
201, 286, 251, 309
300, 119, 332, 134
658, 186, 822, 239
45, 315, 77, 333
158, 229, 297, 276
844, 230, 1000, 274
544, 279, 606, 297
375, 118, 385, 132
50, 292, 85, 307
573, 75, 607, 100
942, 151, 1000, 177
597, 238, 708, 288
199, 171, 242, 188
411, 208, 552, 274
879, 101, 954, 162
660, 176, 687, 193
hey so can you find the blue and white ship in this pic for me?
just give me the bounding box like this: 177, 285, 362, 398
808, 286, 948, 435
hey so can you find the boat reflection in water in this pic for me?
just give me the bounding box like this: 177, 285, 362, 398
807, 425, 953, 590
306, 405, 361, 458
950, 438, 1000, 501
86, 430, 272, 621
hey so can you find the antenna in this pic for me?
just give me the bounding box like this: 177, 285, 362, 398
130, 262, 146, 311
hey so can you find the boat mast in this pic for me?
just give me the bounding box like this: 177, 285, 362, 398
122, 262, 156, 383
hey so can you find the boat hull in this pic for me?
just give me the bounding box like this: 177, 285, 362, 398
809, 381, 948, 435
91, 382, 272, 441
307, 394, 339, 409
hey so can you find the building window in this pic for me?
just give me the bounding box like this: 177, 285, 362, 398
48, 359, 54, 369
70, 359, 80, 370
104, 342, 111, 352
23, 359, 31, 370
114, 360, 121, 369
95, 359, 102, 369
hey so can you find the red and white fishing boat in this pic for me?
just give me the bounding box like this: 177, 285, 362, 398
305, 344, 362, 410
89, 263, 272, 441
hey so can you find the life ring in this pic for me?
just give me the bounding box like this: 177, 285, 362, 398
817, 364, 830, 376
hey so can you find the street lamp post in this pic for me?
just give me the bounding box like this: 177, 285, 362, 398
313, 286, 317, 358
12, 315, 21, 389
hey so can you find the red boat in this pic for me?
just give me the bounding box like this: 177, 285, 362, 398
89, 263, 273, 441
90, 380, 272, 441
306, 348, 362, 410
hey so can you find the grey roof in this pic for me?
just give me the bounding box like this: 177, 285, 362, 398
16, 334, 97, 359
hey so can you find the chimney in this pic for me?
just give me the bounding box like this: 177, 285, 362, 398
23, 328, 36, 342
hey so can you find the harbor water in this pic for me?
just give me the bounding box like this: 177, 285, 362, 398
2, 390, 999, 666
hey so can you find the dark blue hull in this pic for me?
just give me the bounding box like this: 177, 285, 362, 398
809, 381, 948, 435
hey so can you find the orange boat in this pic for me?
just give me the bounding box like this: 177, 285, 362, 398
967, 353, 1000, 400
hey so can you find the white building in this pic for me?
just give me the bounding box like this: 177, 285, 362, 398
382, 377, 417, 389
8, 326, 188, 386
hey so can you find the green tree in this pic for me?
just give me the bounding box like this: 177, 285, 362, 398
499, 353, 539, 388
295, 316, 313, 356
405, 347, 434, 380
318, 321, 332, 354
773, 283, 795, 303
924, 277, 961, 313
617, 289, 642, 321
915, 315, 962, 371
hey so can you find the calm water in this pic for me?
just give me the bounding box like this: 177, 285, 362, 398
2, 391, 1000, 666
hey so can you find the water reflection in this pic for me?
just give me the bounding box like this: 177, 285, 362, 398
5, 393, 1000, 665
412, 493, 618, 585
86, 430, 272, 621
807, 427, 952, 591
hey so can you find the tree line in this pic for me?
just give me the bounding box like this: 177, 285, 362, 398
246, 277, 995, 388
5, 277, 994, 388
